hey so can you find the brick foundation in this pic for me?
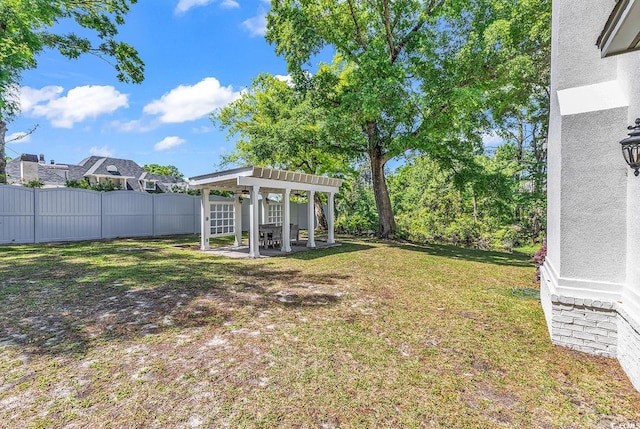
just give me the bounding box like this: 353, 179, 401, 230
541, 278, 640, 391
548, 295, 617, 357
618, 309, 640, 391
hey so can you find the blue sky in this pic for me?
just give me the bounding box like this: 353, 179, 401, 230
7, 0, 290, 178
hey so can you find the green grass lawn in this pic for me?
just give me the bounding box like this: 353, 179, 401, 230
0, 236, 638, 428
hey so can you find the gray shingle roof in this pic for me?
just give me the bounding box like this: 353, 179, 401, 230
6, 155, 187, 192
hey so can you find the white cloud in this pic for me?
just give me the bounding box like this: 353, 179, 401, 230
192, 125, 212, 134
482, 130, 503, 147
220, 0, 239, 8
21, 85, 128, 128
110, 119, 158, 133
175, 0, 238, 14
143, 77, 240, 123
154, 136, 186, 151
19, 86, 64, 112
242, 12, 267, 37
274, 74, 293, 85
5, 131, 31, 143
89, 146, 115, 157
175, 0, 214, 14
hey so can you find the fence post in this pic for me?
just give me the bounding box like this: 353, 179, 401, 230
152, 194, 156, 237
100, 191, 105, 239
194, 195, 199, 234
33, 187, 40, 243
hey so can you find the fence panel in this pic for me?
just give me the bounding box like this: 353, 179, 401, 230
102, 191, 154, 238
36, 188, 102, 242
155, 193, 199, 236
194, 197, 202, 234
0, 185, 334, 244
0, 185, 35, 244
237, 199, 311, 231
297, 201, 310, 230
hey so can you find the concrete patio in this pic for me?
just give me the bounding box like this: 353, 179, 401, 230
201, 240, 341, 259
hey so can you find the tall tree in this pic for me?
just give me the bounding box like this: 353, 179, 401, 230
143, 164, 184, 179
0, 0, 144, 182
266, 0, 501, 238
213, 73, 352, 230
470, 0, 551, 243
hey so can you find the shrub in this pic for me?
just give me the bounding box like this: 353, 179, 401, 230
24, 179, 44, 188
532, 244, 547, 280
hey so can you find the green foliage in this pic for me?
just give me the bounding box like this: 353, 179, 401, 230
387, 153, 538, 251
142, 164, 183, 179
168, 184, 200, 195
65, 178, 118, 192
213, 73, 351, 176
213, 73, 352, 230
266, 0, 551, 238
335, 164, 378, 234
0, 0, 144, 122
24, 179, 43, 188
65, 179, 89, 189
0, 0, 144, 183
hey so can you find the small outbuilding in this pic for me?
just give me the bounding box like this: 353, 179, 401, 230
189, 166, 343, 258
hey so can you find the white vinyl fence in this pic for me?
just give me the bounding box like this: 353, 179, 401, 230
0, 185, 317, 245
0, 186, 203, 244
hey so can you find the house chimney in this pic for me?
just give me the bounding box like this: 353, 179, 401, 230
39, 154, 45, 164
20, 154, 39, 184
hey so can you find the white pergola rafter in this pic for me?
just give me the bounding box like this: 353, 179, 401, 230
189, 166, 342, 258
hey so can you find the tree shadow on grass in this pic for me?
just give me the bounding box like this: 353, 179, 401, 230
387, 241, 533, 268
284, 241, 374, 260
0, 240, 351, 357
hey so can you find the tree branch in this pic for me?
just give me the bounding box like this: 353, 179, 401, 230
382, 0, 395, 60
5, 124, 39, 143
347, 0, 367, 50
390, 0, 444, 63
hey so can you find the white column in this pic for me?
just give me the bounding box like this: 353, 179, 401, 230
233, 193, 242, 247
327, 192, 335, 244
249, 185, 261, 258
200, 189, 210, 250
307, 190, 316, 248
282, 188, 292, 252
260, 192, 268, 224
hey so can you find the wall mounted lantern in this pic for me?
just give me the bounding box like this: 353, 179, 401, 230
621, 118, 640, 176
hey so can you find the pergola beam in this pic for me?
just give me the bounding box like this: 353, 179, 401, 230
236, 176, 340, 194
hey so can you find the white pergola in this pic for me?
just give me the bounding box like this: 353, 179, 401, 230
189, 166, 343, 258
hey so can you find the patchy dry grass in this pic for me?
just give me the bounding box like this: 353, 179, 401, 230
0, 236, 638, 428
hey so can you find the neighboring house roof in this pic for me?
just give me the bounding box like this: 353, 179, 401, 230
6, 155, 187, 192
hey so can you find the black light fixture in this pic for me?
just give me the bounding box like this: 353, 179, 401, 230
621, 118, 640, 176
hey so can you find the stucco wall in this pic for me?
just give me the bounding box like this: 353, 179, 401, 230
618, 54, 640, 322
558, 109, 627, 284
546, 0, 624, 282
553, 0, 618, 91
545, 0, 640, 392
547, 0, 628, 293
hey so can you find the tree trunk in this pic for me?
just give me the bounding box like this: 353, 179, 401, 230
472, 191, 478, 222
0, 121, 6, 184
314, 192, 328, 231
369, 149, 396, 239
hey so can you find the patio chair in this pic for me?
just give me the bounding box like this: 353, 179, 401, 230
269, 226, 282, 248
290, 224, 299, 245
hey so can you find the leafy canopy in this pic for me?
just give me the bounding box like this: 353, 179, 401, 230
213, 73, 351, 177
143, 164, 184, 179
0, 0, 144, 122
